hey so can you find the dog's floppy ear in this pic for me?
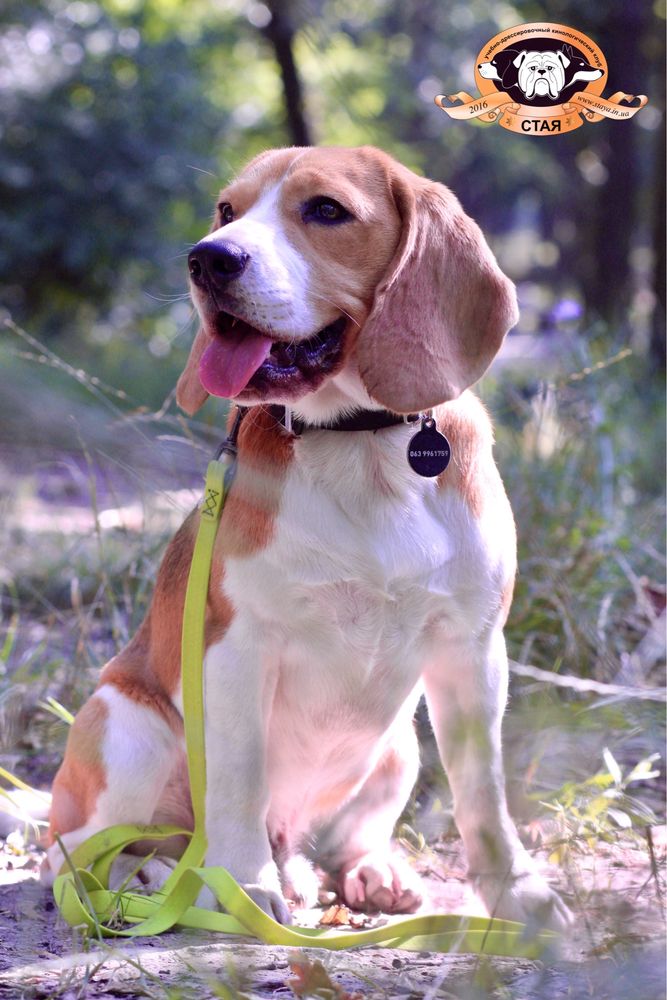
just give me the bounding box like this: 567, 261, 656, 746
513, 50, 528, 68
355, 172, 518, 413
176, 328, 210, 415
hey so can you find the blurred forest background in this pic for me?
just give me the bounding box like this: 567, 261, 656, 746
1, 0, 665, 395
0, 1, 665, 993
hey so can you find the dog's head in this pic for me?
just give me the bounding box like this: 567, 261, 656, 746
514, 50, 568, 100
178, 146, 518, 416
561, 45, 604, 85
477, 49, 520, 83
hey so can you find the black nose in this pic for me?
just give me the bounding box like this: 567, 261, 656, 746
188, 240, 250, 287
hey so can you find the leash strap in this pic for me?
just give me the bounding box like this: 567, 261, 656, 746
53, 445, 555, 957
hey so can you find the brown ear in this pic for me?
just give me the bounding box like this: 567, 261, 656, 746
176, 328, 210, 415
356, 174, 518, 413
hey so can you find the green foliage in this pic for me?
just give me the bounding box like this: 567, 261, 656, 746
1, 0, 664, 378
38, 695, 74, 726
0, 0, 292, 377
492, 346, 665, 678
1, 2, 216, 332
541, 749, 660, 863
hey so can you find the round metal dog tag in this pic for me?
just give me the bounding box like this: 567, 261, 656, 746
407, 417, 451, 477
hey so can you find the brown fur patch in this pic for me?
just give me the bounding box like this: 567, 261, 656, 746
435, 393, 497, 518
97, 406, 288, 694
216, 405, 293, 559
49, 696, 108, 840
138, 513, 201, 698
355, 163, 518, 413
98, 610, 184, 730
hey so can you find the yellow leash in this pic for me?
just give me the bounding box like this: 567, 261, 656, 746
53, 432, 555, 957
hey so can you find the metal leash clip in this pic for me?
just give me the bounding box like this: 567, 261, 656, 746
215, 405, 246, 463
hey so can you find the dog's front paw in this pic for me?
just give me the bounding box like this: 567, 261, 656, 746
475, 867, 572, 932
197, 860, 292, 925
339, 852, 423, 914
280, 852, 320, 909
241, 882, 293, 924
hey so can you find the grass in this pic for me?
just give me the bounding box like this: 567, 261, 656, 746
490, 346, 665, 682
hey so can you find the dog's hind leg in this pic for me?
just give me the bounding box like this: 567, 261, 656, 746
46, 679, 183, 892
314, 699, 424, 914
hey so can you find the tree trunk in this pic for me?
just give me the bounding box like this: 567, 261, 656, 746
650, 114, 666, 371
587, 5, 643, 323
263, 0, 313, 147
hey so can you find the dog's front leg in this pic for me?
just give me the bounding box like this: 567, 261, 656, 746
198, 624, 290, 923
424, 627, 571, 931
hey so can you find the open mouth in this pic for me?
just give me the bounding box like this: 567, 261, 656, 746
198, 313, 347, 400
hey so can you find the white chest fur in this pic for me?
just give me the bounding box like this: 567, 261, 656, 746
220, 424, 513, 722
201, 417, 517, 845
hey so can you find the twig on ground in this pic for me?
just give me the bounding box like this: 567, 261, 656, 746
509, 661, 666, 702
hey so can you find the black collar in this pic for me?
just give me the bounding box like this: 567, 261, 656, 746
216, 405, 421, 460
269, 405, 420, 435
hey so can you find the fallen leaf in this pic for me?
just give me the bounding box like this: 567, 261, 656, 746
317, 904, 377, 930
288, 956, 362, 999
318, 904, 352, 926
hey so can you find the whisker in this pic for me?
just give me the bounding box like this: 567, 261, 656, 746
306, 292, 360, 329
144, 291, 192, 304
187, 164, 216, 178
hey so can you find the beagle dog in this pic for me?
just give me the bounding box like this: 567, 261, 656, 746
47, 146, 571, 930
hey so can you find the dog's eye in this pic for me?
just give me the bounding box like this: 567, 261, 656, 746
217, 202, 234, 226
302, 197, 352, 226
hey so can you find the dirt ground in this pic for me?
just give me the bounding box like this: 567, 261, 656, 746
0, 830, 665, 1000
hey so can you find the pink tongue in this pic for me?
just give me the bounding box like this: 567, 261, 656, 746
199, 329, 273, 398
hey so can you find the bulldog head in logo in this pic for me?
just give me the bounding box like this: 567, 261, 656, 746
512, 45, 604, 101
514, 49, 569, 99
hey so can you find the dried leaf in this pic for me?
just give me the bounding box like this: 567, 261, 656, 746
288, 956, 362, 999
318, 904, 352, 926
